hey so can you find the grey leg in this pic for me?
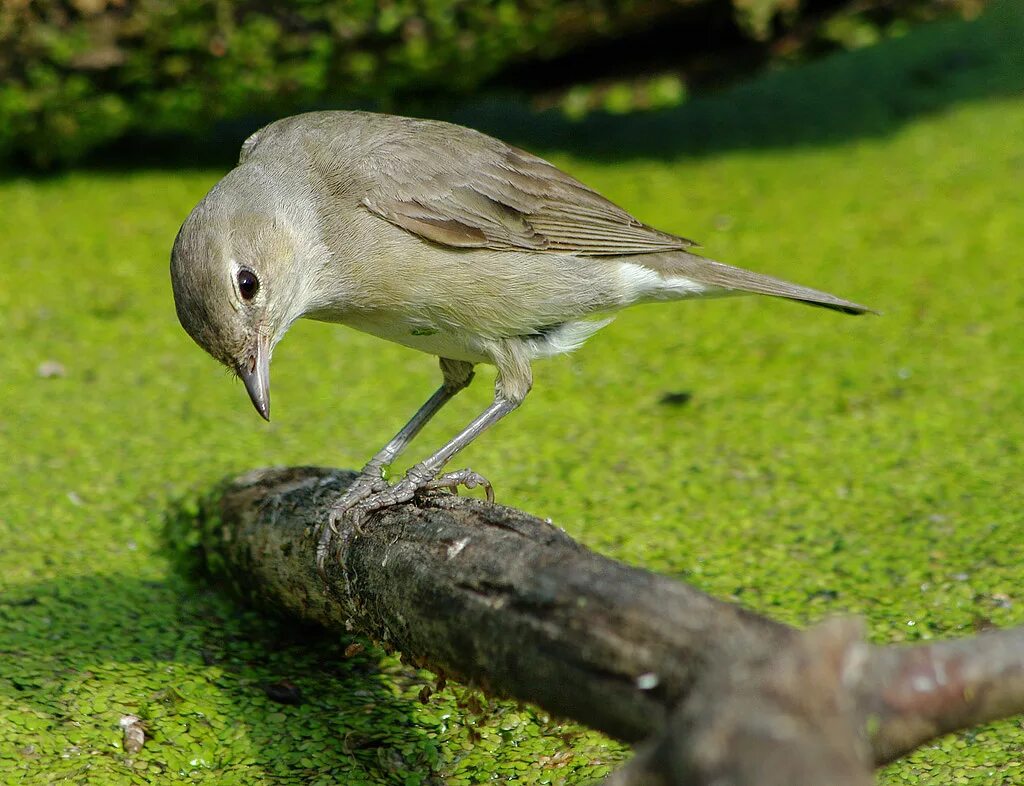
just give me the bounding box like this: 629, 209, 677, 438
318, 343, 533, 572
360, 386, 458, 479
364, 339, 533, 511
318, 359, 474, 568
363, 395, 520, 511
363, 357, 476, 476
349, 357, 475, 481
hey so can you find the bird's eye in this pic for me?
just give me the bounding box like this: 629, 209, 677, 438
237, 269, 259, 300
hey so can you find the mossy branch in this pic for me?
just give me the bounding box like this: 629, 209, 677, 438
202, 466, 1024, 786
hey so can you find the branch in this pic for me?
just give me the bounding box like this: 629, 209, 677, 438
198, 466, 1024, 785
858, 624, 1024, 764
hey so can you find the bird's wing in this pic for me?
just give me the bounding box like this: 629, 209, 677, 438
360, 132, 695, 257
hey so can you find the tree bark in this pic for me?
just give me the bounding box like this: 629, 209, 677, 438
201, 466, 1024, 786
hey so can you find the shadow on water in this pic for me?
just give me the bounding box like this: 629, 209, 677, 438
0, 496, 444, 783
32, 1, 1018, 177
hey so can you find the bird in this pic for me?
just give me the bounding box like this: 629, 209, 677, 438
170, 110, 871, 567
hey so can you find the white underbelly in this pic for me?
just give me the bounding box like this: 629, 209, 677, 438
306, 307, 615, 365
310, 308, 493, 364
300, 250, 713, 364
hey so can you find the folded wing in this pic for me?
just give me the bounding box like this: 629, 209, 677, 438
362, 136, 695, 256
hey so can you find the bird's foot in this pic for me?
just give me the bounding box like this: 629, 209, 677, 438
317, 470, 389, 572
355, 464, 494, 512
316, 465, 494, 573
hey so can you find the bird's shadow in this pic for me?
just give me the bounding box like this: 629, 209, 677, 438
0, 496, 445, 784
7, 1, 1018, 179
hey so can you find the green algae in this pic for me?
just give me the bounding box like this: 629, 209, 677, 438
2, 5, 1023, 783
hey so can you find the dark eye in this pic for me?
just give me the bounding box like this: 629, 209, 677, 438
237, 269, 259, 300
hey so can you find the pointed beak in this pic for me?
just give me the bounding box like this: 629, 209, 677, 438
238, 336, 271, 421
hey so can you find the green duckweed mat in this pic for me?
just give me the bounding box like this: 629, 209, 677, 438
2, 4, 1022, 783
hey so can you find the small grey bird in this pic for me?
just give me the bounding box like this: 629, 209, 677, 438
170, 111, 870, 566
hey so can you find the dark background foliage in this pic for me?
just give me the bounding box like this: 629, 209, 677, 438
0, 0, 987, 168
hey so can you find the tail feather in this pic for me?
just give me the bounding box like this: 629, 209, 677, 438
648, 251, 874, 315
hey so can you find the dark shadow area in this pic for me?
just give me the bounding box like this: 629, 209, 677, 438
490, 0, 771, 97
2, 1, 1014, 180
0, 496, 444, 783
456, 2, 1022, 160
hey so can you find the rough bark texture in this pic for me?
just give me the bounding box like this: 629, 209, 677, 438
204, 466, 1024, 786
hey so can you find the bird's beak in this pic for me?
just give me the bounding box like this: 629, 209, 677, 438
238, 336, 271, 421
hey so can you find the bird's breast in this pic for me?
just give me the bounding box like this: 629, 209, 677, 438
308, 213, 661, 360
306, 306, 493, 364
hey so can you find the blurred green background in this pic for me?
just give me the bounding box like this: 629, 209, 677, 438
1, 1, 1022, 784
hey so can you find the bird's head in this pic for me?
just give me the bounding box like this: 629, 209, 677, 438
170, 180, 309, 421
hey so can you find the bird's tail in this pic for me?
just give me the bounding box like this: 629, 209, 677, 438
645, 250, 874, 315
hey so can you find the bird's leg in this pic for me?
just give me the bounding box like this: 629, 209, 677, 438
318, 359, 474, 567
356, 395, 520, 513
355, 358, 476, 486
354, 341, 533, 515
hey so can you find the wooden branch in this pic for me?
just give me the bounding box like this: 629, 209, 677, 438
603, 617, 874, 786
857, 624, 1024, 764
199, 466, 1024, 785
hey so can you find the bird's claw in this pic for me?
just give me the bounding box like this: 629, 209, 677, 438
317, 471, 388, 572
421, 468, 494, 503
316, 466, 495, 574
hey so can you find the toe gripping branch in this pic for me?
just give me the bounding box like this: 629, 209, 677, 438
316, 465, 494, 572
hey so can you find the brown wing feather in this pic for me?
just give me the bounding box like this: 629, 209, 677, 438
250, 111, 870, 315
362, 135, 696, 256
